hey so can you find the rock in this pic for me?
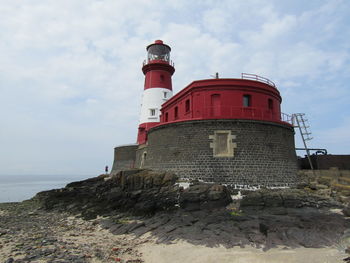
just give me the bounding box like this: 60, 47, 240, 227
240, 189, 341, 211
263, 192, 283, 207
33, 169, 232, 217
239, 191, 264, 208
162, 172, 177, 186
315, 184, 329, 190
308, 182, 318, 190
317, 176, 333, 187
345, 246, 350, 254
179, 183, 232, 211
341, 190, 350, 197
317, 188, 331, 197
296, 182, 309, 189
332, 184, 350, 196
338, 195, 350, 205
343, 207, 350, 217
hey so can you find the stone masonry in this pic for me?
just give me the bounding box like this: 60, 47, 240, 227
135, 119, 297, 187
112, 144, 138, 173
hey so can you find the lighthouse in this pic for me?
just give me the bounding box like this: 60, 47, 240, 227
112, 40, 297, 189
137, 40, 175, 144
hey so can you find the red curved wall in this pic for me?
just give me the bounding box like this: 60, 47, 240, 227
159, 79, 286, 124
143, 70, 173, 90
142, 61, 175, 91
137, 122, 159, 145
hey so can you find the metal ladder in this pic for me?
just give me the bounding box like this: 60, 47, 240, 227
292, 113, 314, 170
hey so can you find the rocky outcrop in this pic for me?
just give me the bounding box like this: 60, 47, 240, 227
240, 189, 342, 213
297, 169, 350, 205
34, 169, 232, 219
180, 183, 232, 211
233, 189, 349, 249
27, 170, 350, 252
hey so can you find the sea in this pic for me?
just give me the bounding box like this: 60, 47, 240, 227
0, 175, 91, 203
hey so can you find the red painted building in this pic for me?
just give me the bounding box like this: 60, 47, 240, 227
137, 40, 291, 145
160, 75, 286, 125
138, 73, 292, 145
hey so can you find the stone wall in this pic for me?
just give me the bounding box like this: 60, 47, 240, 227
135, 120, 297, 187
298, 168, 350, 179
299, 155, 350, 170
111, 144, 138, 173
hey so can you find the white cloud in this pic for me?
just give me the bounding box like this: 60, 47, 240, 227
0, 0, 349, 176
315, 117, 350, 154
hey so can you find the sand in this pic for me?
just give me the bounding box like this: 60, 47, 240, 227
139, 241, 346, 263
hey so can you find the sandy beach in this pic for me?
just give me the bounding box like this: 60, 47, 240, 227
139, 242, 345, 263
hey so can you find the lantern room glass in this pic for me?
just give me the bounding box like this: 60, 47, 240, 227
147, 44, 170, 62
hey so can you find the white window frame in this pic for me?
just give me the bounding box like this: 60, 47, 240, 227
150, 108, 156, 116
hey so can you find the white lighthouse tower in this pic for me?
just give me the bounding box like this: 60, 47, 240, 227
137, 40, 175, 144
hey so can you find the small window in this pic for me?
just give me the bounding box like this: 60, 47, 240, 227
174, 106, 178, 119
163, 92, 167, 98
268, 99, 273, 110
243, 95, 251, 107
150, 109, 156, 116
185, 99, 190, 112
160, 75, 164, 82
165, 112, 168, 122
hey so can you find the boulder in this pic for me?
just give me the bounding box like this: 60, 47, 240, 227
240, 191, 264, 208
315, 184, 329, 190
332, 183, 350, 196
179, 183, 232, 211
317, 176, 333, 187
343, 207, 350, 217
317, 189, 331, 197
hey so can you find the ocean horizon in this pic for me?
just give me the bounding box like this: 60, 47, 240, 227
0, 174, 93, 203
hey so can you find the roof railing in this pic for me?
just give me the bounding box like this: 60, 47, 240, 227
161, 106, 293, 125
143, 59, 174, 67
241, 73, 276, 87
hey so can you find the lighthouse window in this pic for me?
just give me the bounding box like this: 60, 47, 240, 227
163, 92, 167, 98
150, 109, 156, 116
165, 112, 168, 122
243, 95, 251, 107
160, 75, 164, 82
185, 99, 190, 112
174, 106, 178, 119
148, 45, 170, 62
268, 99, 273, 110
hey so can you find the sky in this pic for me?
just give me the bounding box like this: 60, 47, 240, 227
0, 0, 349, 177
